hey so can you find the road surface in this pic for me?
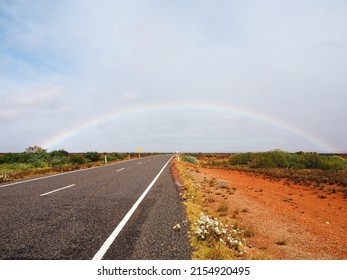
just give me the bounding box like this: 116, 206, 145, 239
0, 155, 191, 259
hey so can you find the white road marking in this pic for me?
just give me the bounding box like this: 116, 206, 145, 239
116, 168, 125, 172
92, 156, 173, 260
137, 162, 142, 165
39, 184, 76, 197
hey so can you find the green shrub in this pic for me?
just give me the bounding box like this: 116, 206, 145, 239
70, 155, 86, 165
182, 155, 199, 164
255, 156, 276, 168
288, 154, 305, 169
49, 156, 70, 167
320, 156, 346, 170
84, 151, 101, 162
229, 153, 253, 165
26, 154, 48, 168
107, 153, 126, 161
49, 149, 69, 158
0, 153, 32, 164
267, 150, 289, 168
303, 152, 322, 169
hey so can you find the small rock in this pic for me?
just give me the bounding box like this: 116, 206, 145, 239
325, 221, 330, 225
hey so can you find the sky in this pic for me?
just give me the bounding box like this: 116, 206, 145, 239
0, 0, 346, 153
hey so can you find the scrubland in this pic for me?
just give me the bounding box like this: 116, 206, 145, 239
0, 146, 156, 183
173, 151, 347, 259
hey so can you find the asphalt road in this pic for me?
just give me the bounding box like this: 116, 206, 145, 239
0, 155, 191, 260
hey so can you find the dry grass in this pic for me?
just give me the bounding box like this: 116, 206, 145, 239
217, 203, 229, 213
193, 242, 235, 260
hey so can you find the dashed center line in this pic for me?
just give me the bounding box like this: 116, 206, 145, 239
116, 168, 125, 172
39, 184, 76, 197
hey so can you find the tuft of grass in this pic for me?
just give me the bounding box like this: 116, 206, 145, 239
216, 179, 230, 189
242, 226, 255, 238
231, 208, 240, 219
209, 178, 216, 188
217, 203, 229, 216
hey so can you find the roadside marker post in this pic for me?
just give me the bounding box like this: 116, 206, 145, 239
137, 147, 141, 159
104, 156, 108, 164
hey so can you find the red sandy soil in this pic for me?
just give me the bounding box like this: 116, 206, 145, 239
173, 161, 347, 259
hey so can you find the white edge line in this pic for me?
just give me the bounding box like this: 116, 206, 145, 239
0, 155, 164, 189
39, 184, 76, 197
116, 168, 125, 172
92, 156, 173, 260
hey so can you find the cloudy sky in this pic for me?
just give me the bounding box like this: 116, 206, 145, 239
0, 0, 346, 153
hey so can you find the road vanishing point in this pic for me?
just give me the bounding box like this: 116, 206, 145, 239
0, 154, 191, 259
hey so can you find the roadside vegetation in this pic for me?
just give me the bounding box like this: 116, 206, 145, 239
197, 151, 347, 196
0, 146, 155, 183
181, 155, 199, 164
174, 151, 347, 259
175, 158, 256, 259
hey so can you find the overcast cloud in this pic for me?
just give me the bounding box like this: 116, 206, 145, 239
0, 0, 346, 153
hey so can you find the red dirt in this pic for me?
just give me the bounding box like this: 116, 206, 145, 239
174, 161, 347, 259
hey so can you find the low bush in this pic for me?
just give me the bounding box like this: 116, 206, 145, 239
49, 149, 69, 158
84, 151, 101, 162
320, 156, 346, 170
70, 155, 86, 165
182, 155, 199, 164
229, 152, 254, 165
48, 156, 70, 167
106, 153, 126, 162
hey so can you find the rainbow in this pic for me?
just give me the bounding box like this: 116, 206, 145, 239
40, 101, 338, 152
